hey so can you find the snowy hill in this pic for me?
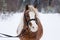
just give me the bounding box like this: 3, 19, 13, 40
0, 12, 60, 40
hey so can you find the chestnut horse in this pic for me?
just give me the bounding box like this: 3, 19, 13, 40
17, 5, 43, 40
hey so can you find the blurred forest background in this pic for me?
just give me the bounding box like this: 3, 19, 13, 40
0, 0, 60, 13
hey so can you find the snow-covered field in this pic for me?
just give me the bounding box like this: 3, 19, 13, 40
0, 12, 60, 40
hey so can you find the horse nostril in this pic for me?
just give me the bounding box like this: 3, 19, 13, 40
26, 27, 28, 30
32, 26, 34, 28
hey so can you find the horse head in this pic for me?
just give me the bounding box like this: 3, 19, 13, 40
20, 5, 43, 40
24, 8, 38, 32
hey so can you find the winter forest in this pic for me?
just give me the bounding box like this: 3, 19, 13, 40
0, 0, 60, 13
0, 0, 60, 40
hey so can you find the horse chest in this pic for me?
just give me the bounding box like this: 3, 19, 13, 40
21, 27, 37, 38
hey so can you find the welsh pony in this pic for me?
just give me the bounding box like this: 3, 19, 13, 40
17, 5, 43, 40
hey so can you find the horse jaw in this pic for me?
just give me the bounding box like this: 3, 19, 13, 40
29, 21, 38, 32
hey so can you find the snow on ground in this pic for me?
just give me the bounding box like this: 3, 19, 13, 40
0, 12, 60, 40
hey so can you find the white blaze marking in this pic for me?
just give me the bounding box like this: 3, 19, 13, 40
29, 12, 35, 19
29, 12, 38, 32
